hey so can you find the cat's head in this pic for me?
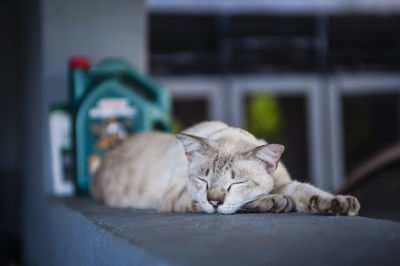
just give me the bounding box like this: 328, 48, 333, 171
176, 133, 284, 214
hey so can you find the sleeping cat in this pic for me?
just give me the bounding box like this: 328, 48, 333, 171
91, 121, 360, 215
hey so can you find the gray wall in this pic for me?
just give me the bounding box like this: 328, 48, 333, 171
21, 0, 147, 264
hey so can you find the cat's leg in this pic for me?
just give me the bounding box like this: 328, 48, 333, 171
275, 181, 360, 216
241, 194, 295, 213
158, 185, 204, 213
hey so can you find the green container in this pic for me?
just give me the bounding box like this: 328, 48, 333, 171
69, 57, 171, 194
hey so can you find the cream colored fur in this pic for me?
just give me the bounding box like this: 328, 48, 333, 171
91, 121, 360, 215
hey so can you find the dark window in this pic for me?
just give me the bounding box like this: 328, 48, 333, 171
172, 98, 209, 132
150, 15, 218, 75
230, 15, 316, 73
329, 16, 400, 71
343, 93, 400, 174
150, 14, 400, 74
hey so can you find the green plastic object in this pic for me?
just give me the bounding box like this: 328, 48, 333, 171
69, 57, 171, 194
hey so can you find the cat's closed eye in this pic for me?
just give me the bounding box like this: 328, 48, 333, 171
227, 181, 247, 192
196, 177, 209, 189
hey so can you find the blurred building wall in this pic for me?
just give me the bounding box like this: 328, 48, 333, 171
20, 0, 147, 264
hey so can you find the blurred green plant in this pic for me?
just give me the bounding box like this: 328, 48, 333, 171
172, 117, 184, 133
246, 93, 283, 144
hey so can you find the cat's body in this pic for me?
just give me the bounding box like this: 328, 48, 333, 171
91, 121, 360, 215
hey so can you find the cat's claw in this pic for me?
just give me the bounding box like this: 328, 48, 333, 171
309, 195, 360, 216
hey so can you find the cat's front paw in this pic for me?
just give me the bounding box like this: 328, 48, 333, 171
243, 194, 294, 213
309, 195, 360, 216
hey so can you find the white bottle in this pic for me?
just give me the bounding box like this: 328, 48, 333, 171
49, 105, 75, 195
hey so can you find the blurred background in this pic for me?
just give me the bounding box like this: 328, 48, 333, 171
1, 0, 400, 265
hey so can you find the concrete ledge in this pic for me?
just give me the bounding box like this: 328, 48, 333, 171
49, 197, 166, 266
50, 197, 400, 266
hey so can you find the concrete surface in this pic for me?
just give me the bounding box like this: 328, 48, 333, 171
52, 197, 400, 266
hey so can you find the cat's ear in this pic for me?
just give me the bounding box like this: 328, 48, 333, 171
247, 144, 284, 174
175, 133, 217, 163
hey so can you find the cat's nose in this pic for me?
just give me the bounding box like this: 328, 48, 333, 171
207, 189, 225, 208
209, 200, 223, 208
